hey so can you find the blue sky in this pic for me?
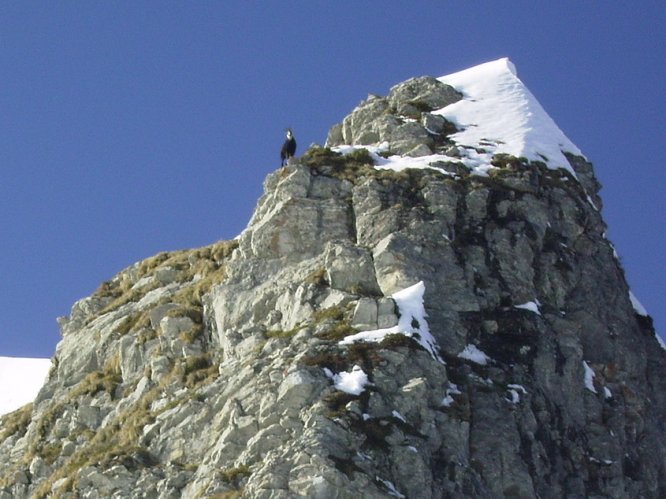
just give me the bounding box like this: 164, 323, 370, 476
1, 2, 664, 358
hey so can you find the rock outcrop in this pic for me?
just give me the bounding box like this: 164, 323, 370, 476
1, 66, 664, 499
326, 76, 461, 157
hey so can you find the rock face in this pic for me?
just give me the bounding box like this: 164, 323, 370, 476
1, 72, 665, 499
326, 76, 461, 157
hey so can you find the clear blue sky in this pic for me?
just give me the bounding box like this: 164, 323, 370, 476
1, 2, 664, 358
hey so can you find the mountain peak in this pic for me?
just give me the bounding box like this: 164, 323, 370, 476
437, 57, 582, 173
1, 61, 664, 498
328, 58, 583, 177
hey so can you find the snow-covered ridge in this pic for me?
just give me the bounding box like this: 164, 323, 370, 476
436, 57, 582, 173
335, 58, 582, 176
0, 356, 50, 416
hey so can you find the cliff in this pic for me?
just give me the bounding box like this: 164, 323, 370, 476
1, 59, 664, 499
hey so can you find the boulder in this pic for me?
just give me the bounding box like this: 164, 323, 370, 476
388, 76, 462, 116
341, 96, 390, 144
324, 241, 381, 295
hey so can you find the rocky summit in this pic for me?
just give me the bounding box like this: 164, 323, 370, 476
1, 59, 664, 498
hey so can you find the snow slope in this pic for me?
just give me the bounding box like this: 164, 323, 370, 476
436, 57, 582, 173
336, 58, 582, 176
0, 356, 50, 416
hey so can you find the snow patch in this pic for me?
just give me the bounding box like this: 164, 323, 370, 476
458, 344, 491, 365
437, 58, 581, 173
392, 410, 407, 423
376, 477, 405, 498
583, 361, 597, 394
340, 281, 444, 363
334, 58, 583, 180
441, 395, 455, 407
507, 389, 520, 404
441, 383, 461, 407
330, 365, 369, 395
656, 334, 666, 352
589, 457, 615, 466
515, 300, 541, 315
507, 383, 527, 404
508, 384, 527, 394
629, 291, 648, 317
0, 356, 51, 416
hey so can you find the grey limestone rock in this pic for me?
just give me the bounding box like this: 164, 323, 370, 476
388, 76, 463, 117
324, 240, 381, 295
341, 95, 390, 145
326, 75, 460, 155
389, 121, 434, 155
1, 73, 665, 499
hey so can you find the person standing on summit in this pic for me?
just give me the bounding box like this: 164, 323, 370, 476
280, 128, 296, 166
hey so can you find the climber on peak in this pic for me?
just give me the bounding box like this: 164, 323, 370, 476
280, 128, 297, 166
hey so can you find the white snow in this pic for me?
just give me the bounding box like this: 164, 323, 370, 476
333, 58, 582, 177
629, 291, 648, 317
340, 281, 445, 364
392, 410, 407, 423
441, 382, 461, 407
0, 356, 51, 416
515, 300, 542, 315
441, 394, 455, 407
447, 382, 461, 395
590, 457, 615, 466
583, 361, 597, 394
506, 384, 528, 404
628, 291, 665, 350
507, 389, 520, 404
331, 365, 369, 395
437, 58, 581, 173
508, 383, 527, 394
656, 334, 666, 351
376, 476, 406, 498
457, 344, 491, 365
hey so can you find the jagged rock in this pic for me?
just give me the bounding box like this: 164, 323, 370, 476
377, 298, 399, 328
389, 121, 434, 155
325, 122, 344, 147
566, 151, 603, 209
326, 76, 460, 152
421, 112, 453, 134
341, 95, 390, 145
351, 298, 378, 330
388, 76, 463, 117
149, 303, 180, 329
13, 470, 29, 486
324, 241, 381, 295
404, 143, 433, 157
372, 233, 425, 294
